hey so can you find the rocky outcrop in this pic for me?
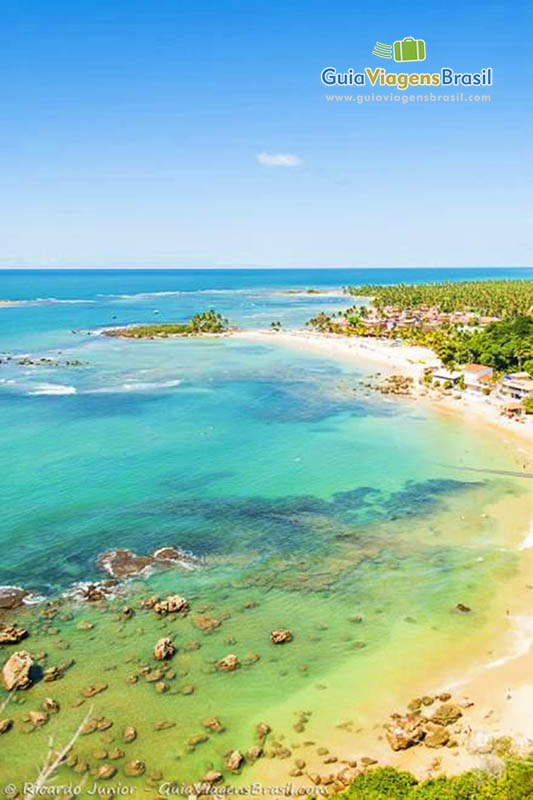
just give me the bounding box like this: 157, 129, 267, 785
216, 654, 240, 672
385, 694, 469, 753
377, 375, 414, 396
430, 703, 463, 726
0, 624, 28, 644
73, 581, 120, 603
385, 713, 425, 751
97, 550, 153, 579
270, 629, 293, 644
2, 650, 33, 690
154, 638, 175, 661
0, 586, 32, 610
152, 546, 202, 570
97, 546, 201, 580
424, 721, 449, 748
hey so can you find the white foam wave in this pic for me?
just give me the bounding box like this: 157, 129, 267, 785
98, 288, 260, 300
15, 297, 96, 306
484, 615, 533, 669
86, 379, 181, 394
28, 383, 77, 396
518, 519, 533, 550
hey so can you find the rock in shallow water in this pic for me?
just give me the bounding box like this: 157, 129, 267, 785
216, 654, 240, 672
0, 586, 32, 610
226, 750, 244, 771
154, 637, 175, 661
270, 629, 293, 644
154, 595, 189, 615
0, 624, 28, 644
123, 725, 137, 743
97, 546, 201, 580
1, 650, 33, 690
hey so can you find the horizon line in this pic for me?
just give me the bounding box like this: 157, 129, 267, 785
0, 265, 532, 271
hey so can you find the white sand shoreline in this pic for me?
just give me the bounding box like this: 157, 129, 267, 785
235, 329, 533, 446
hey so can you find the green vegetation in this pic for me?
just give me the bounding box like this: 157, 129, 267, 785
421, 315, 533, 369
346, 280, 533, 317
524, 396, 533, 414
104, 309, 230, 338
320, 760, 533, 800
307, 307, 533, 371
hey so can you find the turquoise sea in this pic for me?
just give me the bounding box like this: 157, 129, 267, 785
1, 267, 533, 788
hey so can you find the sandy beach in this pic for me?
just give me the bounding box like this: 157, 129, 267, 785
231, 327, 533, 789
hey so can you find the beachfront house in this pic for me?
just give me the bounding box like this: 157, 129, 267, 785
461, 363, 494, 394
432, 368, 462, 385
497, 372, 533, 401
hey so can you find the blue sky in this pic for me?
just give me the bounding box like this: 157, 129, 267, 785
1, 0, 531, 267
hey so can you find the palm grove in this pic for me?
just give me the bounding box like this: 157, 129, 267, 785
307, 281, 533, 375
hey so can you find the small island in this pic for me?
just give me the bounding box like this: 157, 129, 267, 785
104, 309, 231, 339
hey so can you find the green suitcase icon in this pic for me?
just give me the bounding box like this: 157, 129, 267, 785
393, 37, 426, 62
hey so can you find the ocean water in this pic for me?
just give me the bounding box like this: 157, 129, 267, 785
1, 267, 532, 788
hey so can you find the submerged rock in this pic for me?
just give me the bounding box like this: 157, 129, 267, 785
82, 682, 108, 698
124, 759, 146, 777
155, 720, 175, 731
2, 650, 33, 690
202, 770, 223, 784
0, 624, 28, 644
270, 629, 293, 644
203, 717, 224, 733
43, 698, 60, 713
193, 615, 220, 632
154, 638, 175, 661
97, 764, 117, 780
123, 725, 137, 743
43, 665, 65, 682
256, 721, 271, 738
28, 710, 48, 728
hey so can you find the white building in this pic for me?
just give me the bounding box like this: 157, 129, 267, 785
462, 363, 494, 393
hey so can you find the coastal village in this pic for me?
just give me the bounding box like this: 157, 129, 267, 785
305, 281, 533, 425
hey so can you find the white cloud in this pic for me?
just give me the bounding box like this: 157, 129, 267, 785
256, 152, 303, 168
